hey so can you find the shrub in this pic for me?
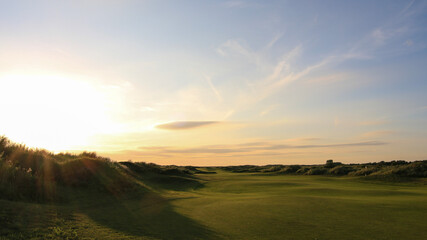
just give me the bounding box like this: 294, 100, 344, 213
296, 167, 309, 174
328, 165, 354, 175
262, 166, 283, 173
394, 161, 427, 177
375, 161, 427, 178
278, 165, 301, 174
348, 166, 378, 176
304, 167, 327, 175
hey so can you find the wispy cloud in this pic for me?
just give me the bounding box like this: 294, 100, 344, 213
404, 39, 414, 46
259, 104, 278, 116
140, 106, 156, 112
217, 2, 424, 114
358, 120, 388, 126
304, 73, 347, 85
286, 137, 322, 142
139, 146, 171, 151
253, 54, 334, 104
298, 141, 387, 148
400, 0, 415, 15
155, 121, 220, 130
217, 42, 315, 107
371, 28, 387, 46
222, 1, 261, 9
264, 33, 283, 50
223, 1, 245, 8
205, 75, 222, 102
137, 140, 387, 154
102, 139, 388, 164
370, 26, 409, 47
346, 1, 426, 59
362, 130, 394, 138
267, 45, 302, 81
216, 39, 261, 66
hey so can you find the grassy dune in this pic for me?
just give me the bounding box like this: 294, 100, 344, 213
1, 170, 426, 239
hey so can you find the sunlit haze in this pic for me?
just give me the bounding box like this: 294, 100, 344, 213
1, 0, 426, 165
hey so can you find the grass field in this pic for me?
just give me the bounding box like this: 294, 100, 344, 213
1, 170, 426, 239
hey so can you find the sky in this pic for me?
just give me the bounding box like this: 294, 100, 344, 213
1, 0, 427, 166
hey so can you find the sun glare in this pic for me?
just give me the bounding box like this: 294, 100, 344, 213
0, 73, 119, 152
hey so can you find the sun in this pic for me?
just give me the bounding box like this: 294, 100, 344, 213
0, 73, 119, 152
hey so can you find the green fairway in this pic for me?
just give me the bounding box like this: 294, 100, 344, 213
173, 171, 427, 240
1, 171, 426, 239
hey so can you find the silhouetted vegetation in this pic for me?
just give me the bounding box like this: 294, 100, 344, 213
1, 134, 425, 203
0, 136, 198, 202
219, 159, 427, 178
120, 161, 196, 176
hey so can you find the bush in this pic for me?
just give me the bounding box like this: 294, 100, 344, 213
304, 167, 327, 175
375, 161, 427, 178
348, 166, 378, 176
278, 165, 301, 174
296, 167, 309, 174
394, 161, 427, 177
329, 165, 354, 175
262, 166, 283, 173
121, 161, 193, 176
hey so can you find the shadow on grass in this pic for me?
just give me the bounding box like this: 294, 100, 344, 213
73, 191, 218, 240
122, 167, 206, 191
143, 175, 205, 191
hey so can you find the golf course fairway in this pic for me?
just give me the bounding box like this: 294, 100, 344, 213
1, 170, 426, 239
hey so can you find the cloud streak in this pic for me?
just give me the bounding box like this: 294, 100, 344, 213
155, 121, 220, 130
138, 140, 387, 154
205, 75, 223, 102
362, 131, 394, 138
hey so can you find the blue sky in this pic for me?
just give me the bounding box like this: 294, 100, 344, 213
0, 0, 426, 165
